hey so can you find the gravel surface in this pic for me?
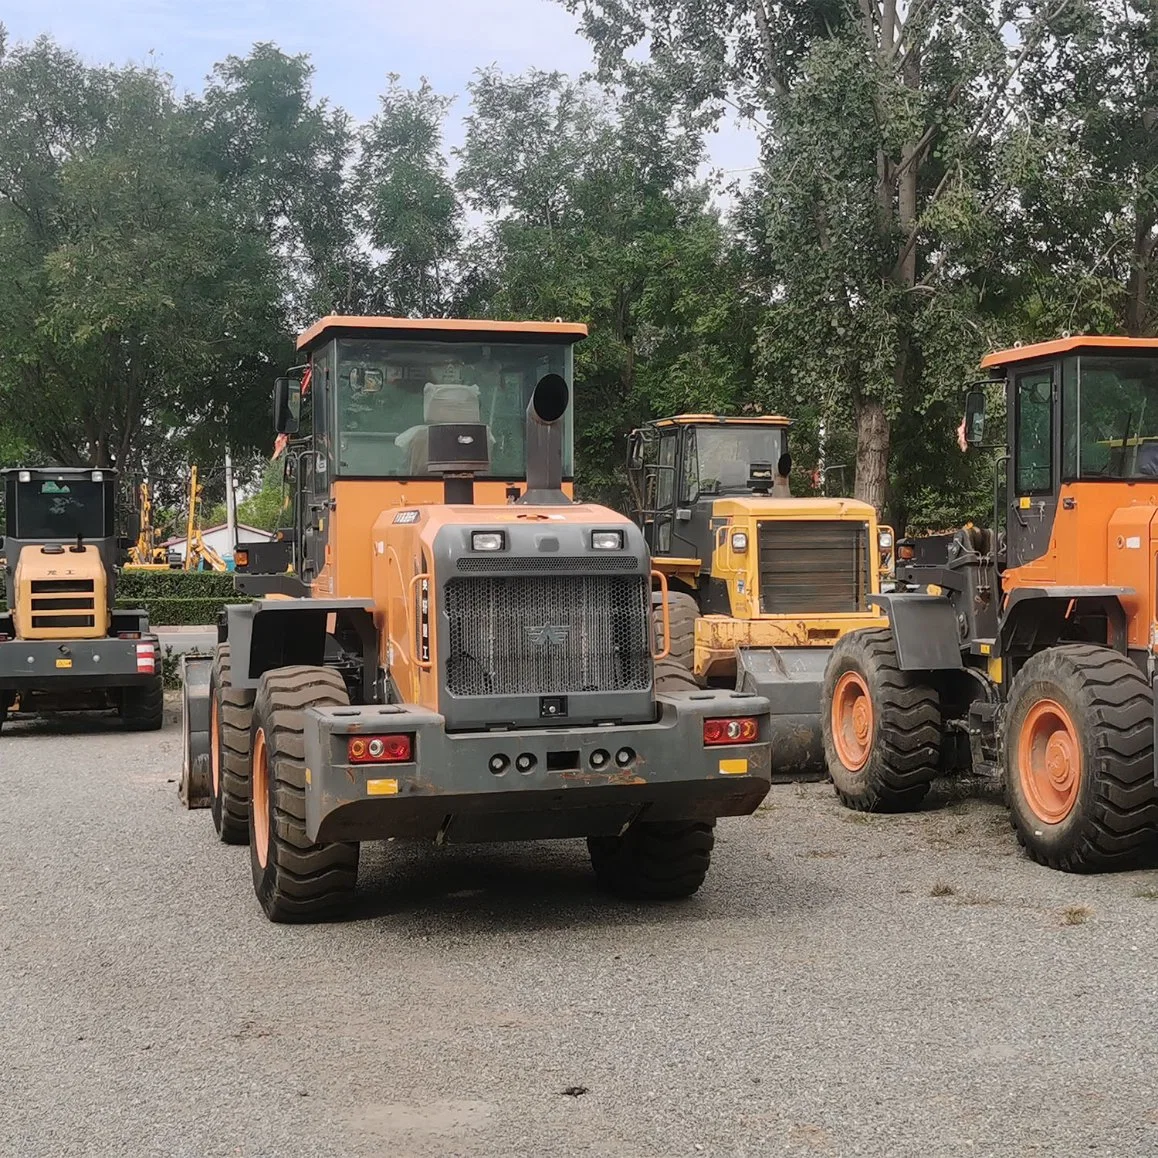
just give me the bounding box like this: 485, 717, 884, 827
3, 704, 1158, 1157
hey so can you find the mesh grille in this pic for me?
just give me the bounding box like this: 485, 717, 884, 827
444, 575, 651, 696
758, 520, 869, 614
456, 555, 637, 573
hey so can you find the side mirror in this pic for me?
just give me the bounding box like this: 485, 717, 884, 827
776, 452, 792, 478
627, 432, 644, 470
273, 377, 302, 435
117, 536, 133, 551
963, 389, 986, 446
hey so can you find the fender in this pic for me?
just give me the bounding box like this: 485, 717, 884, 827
224, 597, 378, 697
1000, 586, 1131, 656
867, 593, 964, 671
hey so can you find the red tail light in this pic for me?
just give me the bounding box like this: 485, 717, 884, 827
703, 717, 759, 746
118, 631, 142, 640
348, 734, 413, 764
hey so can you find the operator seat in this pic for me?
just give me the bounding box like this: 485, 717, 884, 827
395, 383, 489, 474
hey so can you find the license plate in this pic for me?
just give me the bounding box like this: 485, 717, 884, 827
55, 658, 72, 669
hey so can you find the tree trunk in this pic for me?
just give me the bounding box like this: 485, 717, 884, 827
854, 396, 889, 514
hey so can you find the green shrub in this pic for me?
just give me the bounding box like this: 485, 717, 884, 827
116, 570, 238, 599
117, 596, 249, 626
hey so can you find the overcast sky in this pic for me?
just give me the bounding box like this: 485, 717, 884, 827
4, 0, 759, 179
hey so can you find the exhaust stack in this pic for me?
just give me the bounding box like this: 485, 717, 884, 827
519, 373, 571, 506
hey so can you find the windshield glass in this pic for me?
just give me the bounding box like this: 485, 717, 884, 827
692, 426, 787, 496
334, 338, 574, 479
15, 480, 108, 540
1066, 354, 1158, 479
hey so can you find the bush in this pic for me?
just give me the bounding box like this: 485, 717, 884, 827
119, 596, 244, 626
116, 570, 238, 599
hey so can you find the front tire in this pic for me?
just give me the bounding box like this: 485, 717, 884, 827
249, 666, 359, 922
1004, 644, 1158, 872
210, 644, 255, 845
821, 629, 941, 811
588, 820, 716, 900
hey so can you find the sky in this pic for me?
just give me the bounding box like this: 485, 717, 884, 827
4, 0, 760, 180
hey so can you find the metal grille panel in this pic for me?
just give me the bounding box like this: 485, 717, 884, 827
758, 520, 869, 614
456, 555, 637, 573
444, 575, 652, 696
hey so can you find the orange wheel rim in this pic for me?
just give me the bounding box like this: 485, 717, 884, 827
832, 671, 873, 772
252, 727, 270, 868
210, 695, 221, 797
1018, 698, 1081, 824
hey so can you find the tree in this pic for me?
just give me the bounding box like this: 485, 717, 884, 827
192, 43, 359, 321
457, 67, 755, 502
0, 35, 283, 471
353, 77, 462, 316
564, 0, 1064, 520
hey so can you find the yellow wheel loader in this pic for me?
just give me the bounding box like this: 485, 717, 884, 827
0, 467, 163, 731
627, 414, 893, 778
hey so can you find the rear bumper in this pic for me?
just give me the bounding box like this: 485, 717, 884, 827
0, 635, 160, 691
301, 690, 772, 844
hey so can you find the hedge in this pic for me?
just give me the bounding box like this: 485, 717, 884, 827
116, 570, 252, 626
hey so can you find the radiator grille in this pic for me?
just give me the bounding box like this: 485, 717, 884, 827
758, 520, 870, 614
443, 574, 651, 696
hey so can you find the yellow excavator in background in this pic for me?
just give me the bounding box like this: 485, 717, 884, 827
125, 480, 178, 571
183, 464, 227, 573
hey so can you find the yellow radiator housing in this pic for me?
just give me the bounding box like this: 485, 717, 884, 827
12, 544, 110, 640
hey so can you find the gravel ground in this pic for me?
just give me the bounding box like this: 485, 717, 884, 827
3, 704, 1158, 1158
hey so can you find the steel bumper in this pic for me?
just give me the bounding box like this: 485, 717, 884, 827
0, 635, 160, 692
302, 689, 773, 844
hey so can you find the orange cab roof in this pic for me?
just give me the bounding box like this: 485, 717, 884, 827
652, 413, 792, 428
981, 336, 1158, 369
297, 315, 588, 351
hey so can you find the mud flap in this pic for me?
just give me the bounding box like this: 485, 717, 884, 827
736, 647, 828, 781
180, 653, 213, 809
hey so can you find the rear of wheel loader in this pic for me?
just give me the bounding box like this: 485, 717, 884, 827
179, 316, 774, 922
627, 415, 894, 779
0, 467, 164, 732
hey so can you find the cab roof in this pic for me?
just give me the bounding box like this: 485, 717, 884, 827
1, 466, 116, 479
980, 336, 1158, 370
297, 315, 589, 352
650, 413, 792, 429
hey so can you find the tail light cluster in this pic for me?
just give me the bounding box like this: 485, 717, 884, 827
703, 716, 759, 746
348, 734, 414, 764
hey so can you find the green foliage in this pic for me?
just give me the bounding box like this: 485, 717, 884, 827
117, 570, 238, 598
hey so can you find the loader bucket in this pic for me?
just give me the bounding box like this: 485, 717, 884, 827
179, 652, 213, 808
736, 647, 829, 782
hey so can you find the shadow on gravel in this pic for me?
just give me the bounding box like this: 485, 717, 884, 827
0, 712, 173, 736
344, 837, 831, 935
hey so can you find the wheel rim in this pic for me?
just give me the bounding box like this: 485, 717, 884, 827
1018, 698, 1081, 824
252, 727, 270, 868
210, 695, 220, 797
832, 671, 873, 772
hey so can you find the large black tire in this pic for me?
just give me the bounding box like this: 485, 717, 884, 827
654, 658, 699, 695
590, 658, 715, 899
210, 644, 255, 845
588, 820, 716, 900
652, 591, 699, 673
248, 666, 359, 922
1004, 644, 1158, 872
821, 628, 941, 812
122, 676, 164, 731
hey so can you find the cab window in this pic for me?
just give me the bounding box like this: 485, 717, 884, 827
1015, 370, 1053, 494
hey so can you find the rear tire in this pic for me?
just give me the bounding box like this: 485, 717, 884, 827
122, 676, 164, 731
821, 628, 941, 811
652, 591, 699, 673
210, 644, 254, 845
1004, 644, 1158, 872
654, 658, 699, 695
249, 666, 359, 922
588, 820, 716, 900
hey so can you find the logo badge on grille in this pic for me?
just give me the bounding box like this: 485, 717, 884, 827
525, 624, 570, 647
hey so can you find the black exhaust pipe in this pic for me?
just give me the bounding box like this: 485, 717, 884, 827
519, 373, 571, 506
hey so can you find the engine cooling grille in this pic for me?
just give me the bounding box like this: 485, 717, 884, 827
758, 520, 870, 614
456, 555, 637, 573
443, 574, 651, 696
